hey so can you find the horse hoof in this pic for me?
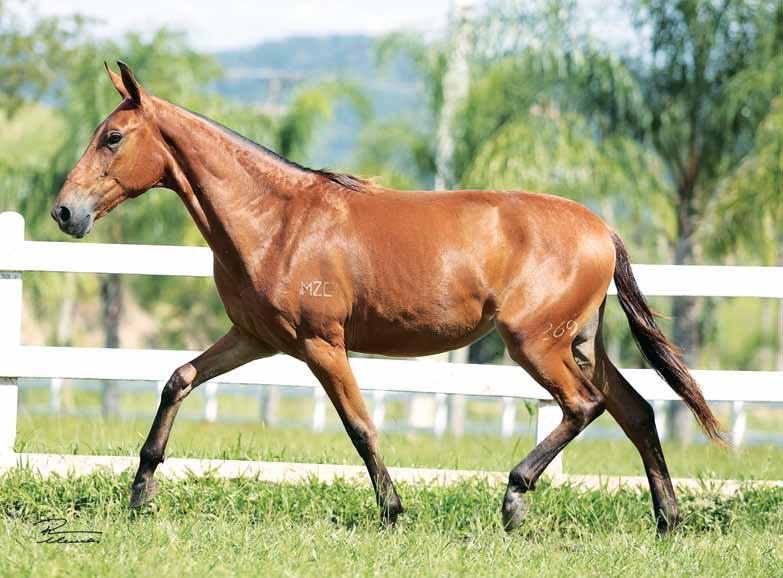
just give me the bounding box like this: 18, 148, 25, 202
130, 478, 158, 509
502, 491, 528, 532
656, 515, 681, 538
381, 497, 404, 527
654, 503, 680, 537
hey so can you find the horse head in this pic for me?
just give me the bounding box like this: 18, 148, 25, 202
52, 62, 169, 238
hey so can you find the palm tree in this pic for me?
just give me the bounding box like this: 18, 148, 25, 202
570, 0, 782, 438
463, 0, 783, 439
706, 95, 783, 370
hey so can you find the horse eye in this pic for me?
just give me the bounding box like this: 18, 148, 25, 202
107, 131, 122, 146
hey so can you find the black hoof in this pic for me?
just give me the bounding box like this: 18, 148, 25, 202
656, 512, 681, 538
502, 490, 528, 532
381, 497, 404, 527
130, 478, 158, 509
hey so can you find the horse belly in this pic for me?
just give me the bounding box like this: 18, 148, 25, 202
347, 291, 497, 357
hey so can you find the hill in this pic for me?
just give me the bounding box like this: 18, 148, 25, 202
213, 35, 425, 167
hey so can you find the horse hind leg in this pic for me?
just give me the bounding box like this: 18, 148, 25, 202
575, 301, 679, 535
500, 300, 678, 535
498, 316, 606, 531
592, 330, 680, 535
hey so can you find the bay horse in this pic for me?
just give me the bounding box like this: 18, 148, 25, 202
52, 62, 724, 536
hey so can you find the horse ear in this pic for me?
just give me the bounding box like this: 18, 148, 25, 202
116, 60, 143, 106
104, 61, 129, 99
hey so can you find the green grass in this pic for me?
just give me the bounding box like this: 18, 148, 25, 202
4, 415, 783, 576
14, 414, 783, 480
1, 470, 781, 578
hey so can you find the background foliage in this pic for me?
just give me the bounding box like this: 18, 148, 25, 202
1, 0, 779, 374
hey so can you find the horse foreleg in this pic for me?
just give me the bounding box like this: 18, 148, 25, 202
302, 336, 403, 525
130, 326, 272, 508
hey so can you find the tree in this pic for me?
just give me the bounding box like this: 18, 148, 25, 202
451, 0, 783, 438
355, 31, 446, 188
0, 1, 71, 118
706, 94, 783, 370
275, 80, 370, 162
569, 0, 783, 438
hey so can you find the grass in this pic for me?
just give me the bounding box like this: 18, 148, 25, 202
4, 414, 782, 577
13, 414, 783, 480
1, 471, 781, 578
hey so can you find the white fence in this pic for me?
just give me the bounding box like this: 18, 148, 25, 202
1, 211, 782, 477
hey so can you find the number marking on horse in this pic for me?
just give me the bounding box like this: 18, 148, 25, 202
541, 319, 579, 340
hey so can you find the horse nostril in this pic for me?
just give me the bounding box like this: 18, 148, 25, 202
58, 206, 71, 223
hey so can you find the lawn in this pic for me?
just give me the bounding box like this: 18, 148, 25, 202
13, 414, 783, 480
2, 414, 782, 577
1, 471, 781, 578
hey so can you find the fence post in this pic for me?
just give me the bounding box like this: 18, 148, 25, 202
535, 400, 563, 476
410, 352, 450, 434
433, 393, 448, 437
653, 400, 668, 441
730, 400, 746, 448
447, 347, 469, 436
312, 387, 327, 431
50, 378, 63, 415
500, 397, 516, 438
372, 390, 386, 430
259, 385, 280, 426
0, 212, 24, 455
204, 382, 218, 422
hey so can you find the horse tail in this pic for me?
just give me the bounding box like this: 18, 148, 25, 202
610, 231, 726, 446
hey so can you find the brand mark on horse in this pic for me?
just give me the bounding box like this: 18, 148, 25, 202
300, 280, 334, 297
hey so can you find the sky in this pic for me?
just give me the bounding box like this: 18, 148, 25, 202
21, 0, 636, 53
25, 0, 454, 52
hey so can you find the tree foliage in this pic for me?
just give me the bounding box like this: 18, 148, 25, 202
0, 1, 74, 116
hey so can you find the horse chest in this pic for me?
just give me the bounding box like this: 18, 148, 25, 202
213, 262, 295, 347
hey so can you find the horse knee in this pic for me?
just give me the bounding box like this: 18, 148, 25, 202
161, 363, 197, 404
631, 398, 665, 448
637, 398, 656, 428
563, 394, 605, 431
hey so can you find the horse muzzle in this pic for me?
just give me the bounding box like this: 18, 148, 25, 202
51, 200, 95, 238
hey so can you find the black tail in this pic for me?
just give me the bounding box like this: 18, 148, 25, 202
611, 231, 726, 445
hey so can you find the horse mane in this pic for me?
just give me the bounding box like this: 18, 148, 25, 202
312, 169, 373, 192
183, 105, 374, 193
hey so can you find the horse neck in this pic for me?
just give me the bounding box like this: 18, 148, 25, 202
152, 98, 313, 271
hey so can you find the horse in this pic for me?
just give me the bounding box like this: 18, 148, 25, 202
52, 61, 725, 536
